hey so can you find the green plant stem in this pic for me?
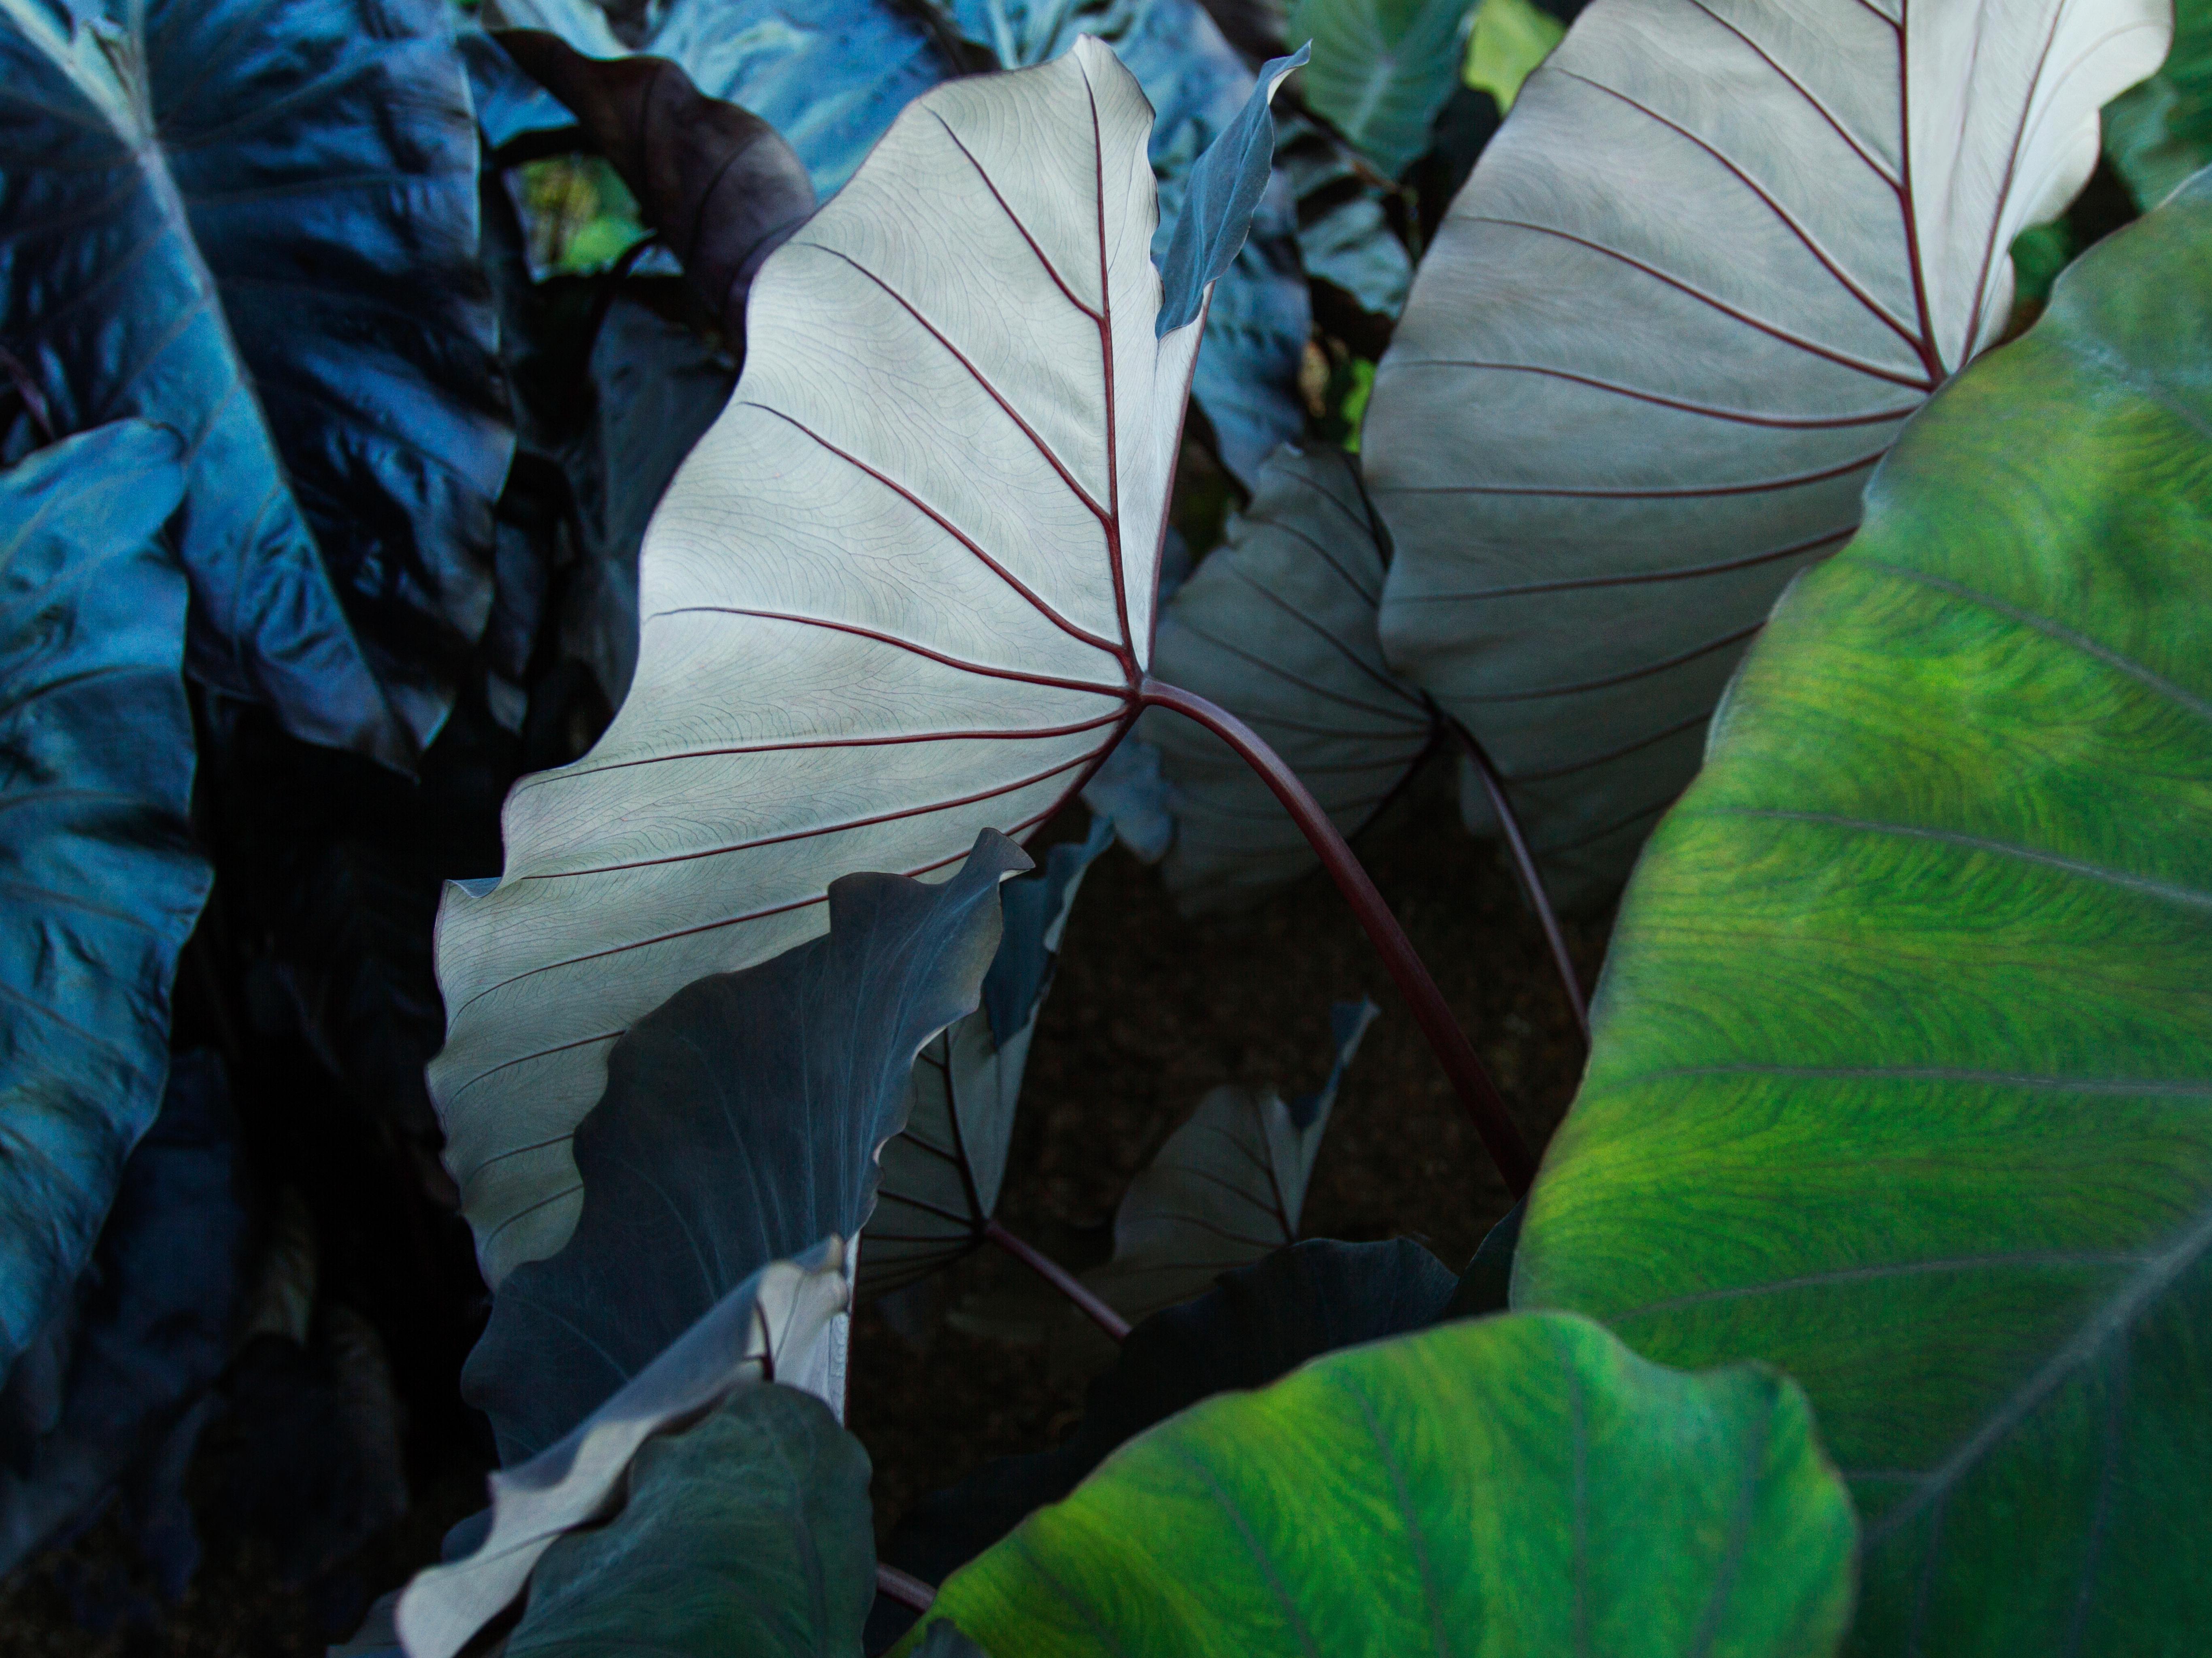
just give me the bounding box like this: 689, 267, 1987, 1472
985, 1218, 1131, 1342
1140, 677, 1537, 1195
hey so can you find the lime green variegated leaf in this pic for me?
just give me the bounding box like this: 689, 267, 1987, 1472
1516, 172, 2212, 1653
1462, 0, 1562, 115
904, 1313, 1856, 1657
1142, 444, 1434, 914
431, 41, 1210, 1285
1365, 0, 2170, 901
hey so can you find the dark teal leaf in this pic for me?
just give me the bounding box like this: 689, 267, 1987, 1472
0, 421, 210, 1381
869, 1238, 1455, 1649
1158, 44, 1308, 332
0, 1051, 251, 1589
503, 1384, 875, 1658
464, 831, 1031, 1464
0, 0, 513, 764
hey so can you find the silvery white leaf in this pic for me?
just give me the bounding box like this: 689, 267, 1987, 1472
1364, 0, 2171, 899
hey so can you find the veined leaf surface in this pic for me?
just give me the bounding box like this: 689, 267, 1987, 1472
1515, 172, 2212, 1650
432, 40, 1217, 1284
1288, 0, 1474, 176
1364, 0, 2170, 897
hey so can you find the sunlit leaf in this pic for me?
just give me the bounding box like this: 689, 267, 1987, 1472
0, 422, 208, 1380
1461, 0, 1563, 113
431, 42, 1278, 1284
1364, 0, 2169, 899
906, 1314, 1857, 1657
1515, 173, 2212, 1651
1140, 444, 1433, 912
0, 0, 512, 763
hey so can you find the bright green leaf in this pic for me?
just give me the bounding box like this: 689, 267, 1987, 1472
1461, 0, 1561, 113
906, 1314, 1856, 1657
1516, 171, 2212, 1653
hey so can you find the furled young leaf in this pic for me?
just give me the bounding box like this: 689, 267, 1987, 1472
0, 0, 512, 764
864, 820, 1113, 1301
871, 1237, 1455, 1649
432, 41, 1278, 1283
466, 833, 1027, 1462
1363, 0, 2171, 899
0, 422, 209, 1381
503, 1384, 874, 1658
398, 1241, 851, 1658
1140, 444, 1433, 913
2107, 0, 2212, 208
1514, 173, 2212, 1653
0, 1052, 250, 1586
494, 29, 817, 336
1084, 999, 1376, 1323
941, 0, 1312, 484
905, 1313, 1857, 1656
1287, 0, 1472, 176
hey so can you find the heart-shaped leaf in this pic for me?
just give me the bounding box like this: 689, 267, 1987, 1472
502, 1383, 875, 1658
1083, 999, 1377, 1324
432, 40, 1283, 1284
1288, 0, 1475, 176
904, 1312, 1857, 1656
1363, 0, 2170, 898
0, 0, 512, 763
493, 29, 817, 336
1514, 172, 2212, 1651
1141, 443, 1434, 912
871, 1237, 1455, 1649
864, 819, 1113, 1302
398, 1240, 851, 1658
0, 421, 209, 1380
464, 832, 1028, 1464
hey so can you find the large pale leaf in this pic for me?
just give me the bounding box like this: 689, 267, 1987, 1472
904, 1313, 1857, 1657
1288, 0, 1473, 176
502, 1384, 875, 1658
465, 833, 1027, 1463
0, 0, 512, 764
431, 40, 1255, 1284
870, 1238, 1455, 1650
865, 819, 1112, 1300
0, 423, 209, 1380
1084, 999, 1377, 1323
943, 0, 1313, 485
1514, 174, 2212, 1652
397, 1241, 851, 1658
1363, 0, 2171, 898
1141, 443, 1433, 913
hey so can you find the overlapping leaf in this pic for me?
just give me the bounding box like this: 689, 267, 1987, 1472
0, 422, 210, 1381
464, 834, 1027, 1462
905, 1314, 1857, 1656
2108, 0, 2212, 208
1142, 444, 1433, 912
1515, 172, 2212, 1652
0, 0, 512, 763
432, 42, 1247, 1283
1288, 0, 1473, 176
865, 820, 1113, 1300
1364, 0, 2169, 898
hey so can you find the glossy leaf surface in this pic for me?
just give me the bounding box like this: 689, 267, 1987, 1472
0, 423, 208, 1380
503, 1384, 874, 1658
908, 1313, 1856, 1656
1289, 0, 1472, 175
432, 43, 1206, 1282
1365, 0, 2169, 897
1515, 174, 2212, 1652
872, 1237, 1455, 1649
466, 834, 1026, 1462
865, 820, 1111, 1300
398, 1242, 850, 1658
0, 0, 511, 763
1142, 444, 1433, 912
1085, 999, 1377, 1324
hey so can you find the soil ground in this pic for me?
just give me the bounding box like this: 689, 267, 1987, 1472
0, 772, 1610, 1656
